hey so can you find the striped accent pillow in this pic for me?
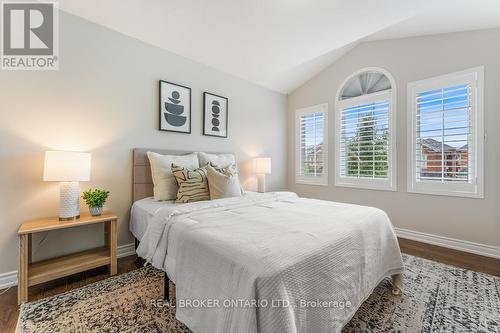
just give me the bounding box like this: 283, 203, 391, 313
171, 164, 210, 203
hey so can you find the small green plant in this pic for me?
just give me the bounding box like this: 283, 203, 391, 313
82, 189, 110, 208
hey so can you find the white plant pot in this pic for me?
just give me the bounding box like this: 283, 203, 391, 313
89, 206, 103, 216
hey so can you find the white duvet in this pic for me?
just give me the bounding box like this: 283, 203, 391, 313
137, 192, 403, 333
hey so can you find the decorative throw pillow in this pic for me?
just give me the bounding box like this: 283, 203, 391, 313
198, 152, 236, 169
208, 162, 239, 175
147, 152, 199, 201
207, 164, 243, 200
171, 164, 210, 203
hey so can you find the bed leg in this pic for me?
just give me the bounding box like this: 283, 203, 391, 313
134, 238, 146, 267
391, 273, 403, 296
164, 272, 170, 302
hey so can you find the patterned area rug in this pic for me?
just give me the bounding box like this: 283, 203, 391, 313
16, 254, 500, 333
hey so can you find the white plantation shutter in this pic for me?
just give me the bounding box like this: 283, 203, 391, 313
295, 104, 328, 185
339, 97, 390, 179
299, 113, 324, 176
415, 84, 471, 182
408, 67, 484, 198
335, 77, 396, 192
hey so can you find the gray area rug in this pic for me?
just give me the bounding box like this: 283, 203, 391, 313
16, 254, 500, 333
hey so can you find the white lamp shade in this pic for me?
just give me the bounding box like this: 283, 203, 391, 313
254, 157, 271, 174
43, 151, 91, 182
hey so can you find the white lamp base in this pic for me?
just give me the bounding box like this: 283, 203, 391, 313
257, 174, 266, 193
59, 181, 80, 221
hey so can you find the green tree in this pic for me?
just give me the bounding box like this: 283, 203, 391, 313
346, 115, 388, 178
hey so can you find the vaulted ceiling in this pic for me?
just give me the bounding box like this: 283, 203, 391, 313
59, 0, 500, 93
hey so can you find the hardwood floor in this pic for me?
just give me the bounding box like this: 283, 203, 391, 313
0, 255, 138, 333
1, 240, 499, 333
398, 238, 500, 276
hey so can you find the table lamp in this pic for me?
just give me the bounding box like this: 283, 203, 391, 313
43, 151, 91, 220
254, 157, 271, 193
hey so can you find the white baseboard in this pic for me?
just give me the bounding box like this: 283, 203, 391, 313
0, 270, 17, 289
395, 227, 500, 259
117, 242, 136, 258
0, 243, 136, 290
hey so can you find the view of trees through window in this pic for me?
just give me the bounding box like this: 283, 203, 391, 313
341, 101, 389, 179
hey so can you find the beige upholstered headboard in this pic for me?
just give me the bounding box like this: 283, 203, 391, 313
132, 148, 232, 202
133, 148, 192, 202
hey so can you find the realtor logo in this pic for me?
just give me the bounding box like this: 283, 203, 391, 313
1, 1, 58, 70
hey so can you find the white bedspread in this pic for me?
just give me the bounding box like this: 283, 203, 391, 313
137, 192, 403, 333
129, 197, 176, 240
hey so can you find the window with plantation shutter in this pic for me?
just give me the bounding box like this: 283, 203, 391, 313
335, 68, 396, 191
295, 103, 328, 185
407, 67, 484, 198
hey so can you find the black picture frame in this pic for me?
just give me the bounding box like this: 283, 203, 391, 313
159, 80, 192, 134
203, 92, 228, 138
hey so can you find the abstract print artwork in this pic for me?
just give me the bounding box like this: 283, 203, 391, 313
203, 92, 228, 138
160, 80, 191, 133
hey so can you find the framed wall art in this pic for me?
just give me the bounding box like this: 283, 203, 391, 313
159, 80, 191, 133
203, 92, 228, 138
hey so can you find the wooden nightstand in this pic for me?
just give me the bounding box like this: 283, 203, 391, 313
17, 212, 117, 304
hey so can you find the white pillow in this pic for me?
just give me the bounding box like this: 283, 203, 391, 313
207, 164, 243, 200
147, 152, 199, 201
198, 152, 236, 169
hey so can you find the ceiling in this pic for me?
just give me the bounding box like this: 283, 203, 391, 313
58, 0, 500, 94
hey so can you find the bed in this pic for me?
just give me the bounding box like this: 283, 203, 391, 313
130, 148, 404, 333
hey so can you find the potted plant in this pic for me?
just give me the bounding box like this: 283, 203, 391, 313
82, 189, 110, 216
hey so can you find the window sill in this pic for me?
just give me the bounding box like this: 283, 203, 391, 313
295, 179, 328, 186
335, 178, 396, 192
407, 187, 484, 199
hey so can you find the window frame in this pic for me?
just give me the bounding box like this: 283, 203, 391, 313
407, 66, 484, 198
295, 103, 328, 186
334, 67, 397, 191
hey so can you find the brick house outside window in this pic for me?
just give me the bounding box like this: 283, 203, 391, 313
419, 138, 468, 180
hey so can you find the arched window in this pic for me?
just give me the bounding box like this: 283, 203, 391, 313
335, 68, 396, 190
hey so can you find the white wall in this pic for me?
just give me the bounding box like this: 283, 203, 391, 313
287, 29, 500, 248
0, 12, 287, 275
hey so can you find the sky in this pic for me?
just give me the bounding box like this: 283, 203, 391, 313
300, 113, 324, 148
416, 83, 469, 149
301, 83, 470, 150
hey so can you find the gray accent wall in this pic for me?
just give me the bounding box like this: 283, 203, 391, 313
0, 12, 287, 275
287, 29, 500, 248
